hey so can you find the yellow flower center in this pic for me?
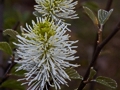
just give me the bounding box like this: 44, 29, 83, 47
32, 20, 55, 41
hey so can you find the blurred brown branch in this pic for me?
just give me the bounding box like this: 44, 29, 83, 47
106, 0, 113, 11
12, 21, 20, 30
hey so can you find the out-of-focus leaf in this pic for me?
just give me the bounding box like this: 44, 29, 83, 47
4, 8, 19, 29
0, 79, 25, 90
11, 64, 26, 76
89, 67, 96, 80
3, 29, 19, 40
65, 68, 83, 80
17, 11, 30, 24
33, 11, 42, 17
0, 42, 12, 55
82, 1, 99, 11
98, 9, 113, 25
83, 6, 98, 26
93, 76, 117, 89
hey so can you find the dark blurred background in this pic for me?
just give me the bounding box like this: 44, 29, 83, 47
0, 0, 120, 90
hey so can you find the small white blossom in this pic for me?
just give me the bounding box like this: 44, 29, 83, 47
14, 17, 79, 90
34, 0, 79, 20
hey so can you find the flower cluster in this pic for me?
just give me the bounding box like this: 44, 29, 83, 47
15, 0, 79, 90
34, 0, 78, 20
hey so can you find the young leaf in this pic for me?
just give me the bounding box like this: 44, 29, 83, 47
82, 1, 99, 11
93, 76, 117, 89
89, 67, 96, 80
98, 9, 113, 25
0, 42, 12, 55
65, 68, 83, 80
0, 79, 25, 90
83, 6, 98, 26
3, 29, 19, 40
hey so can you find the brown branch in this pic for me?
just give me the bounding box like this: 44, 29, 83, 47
78, 22, 120, 90
12, 21, 20, 30
105, 0, 113, 11
0, 56, 16, 85
97, 25, 103, 44
0, 30, 2, 33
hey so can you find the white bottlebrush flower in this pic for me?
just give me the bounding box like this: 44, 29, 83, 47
34, 0, 79, 20
14, 17, 79, 90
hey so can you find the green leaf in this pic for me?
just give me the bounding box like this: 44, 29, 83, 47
98, 9, 113, 25
3, 29, 19, 40
0, 42, 12, 55
65, 68, 83, 80
11, 64, 26, 76
12, 70, 26, 76
93, 76, 117, 89
83, 6, 98, 26
89, 67, 96, 80
0, 79, 25, 90
82, 1, 99, 11
17, 11, 30, 24
33, 11, 42, 17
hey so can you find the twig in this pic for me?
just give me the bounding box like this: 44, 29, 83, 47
0, 64, 4, 69
97, 25, 103, 44
0, 29, 3, 33
0, 56, 16, 85
89, 67, 98, 90
12, 21, 20, 30
78, 22, 120, 90
105, 0, 113, 11
89, 30, 99, 90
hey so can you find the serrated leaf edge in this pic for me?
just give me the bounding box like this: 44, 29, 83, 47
98, 9, 113, 25
92, 76, 117, 89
